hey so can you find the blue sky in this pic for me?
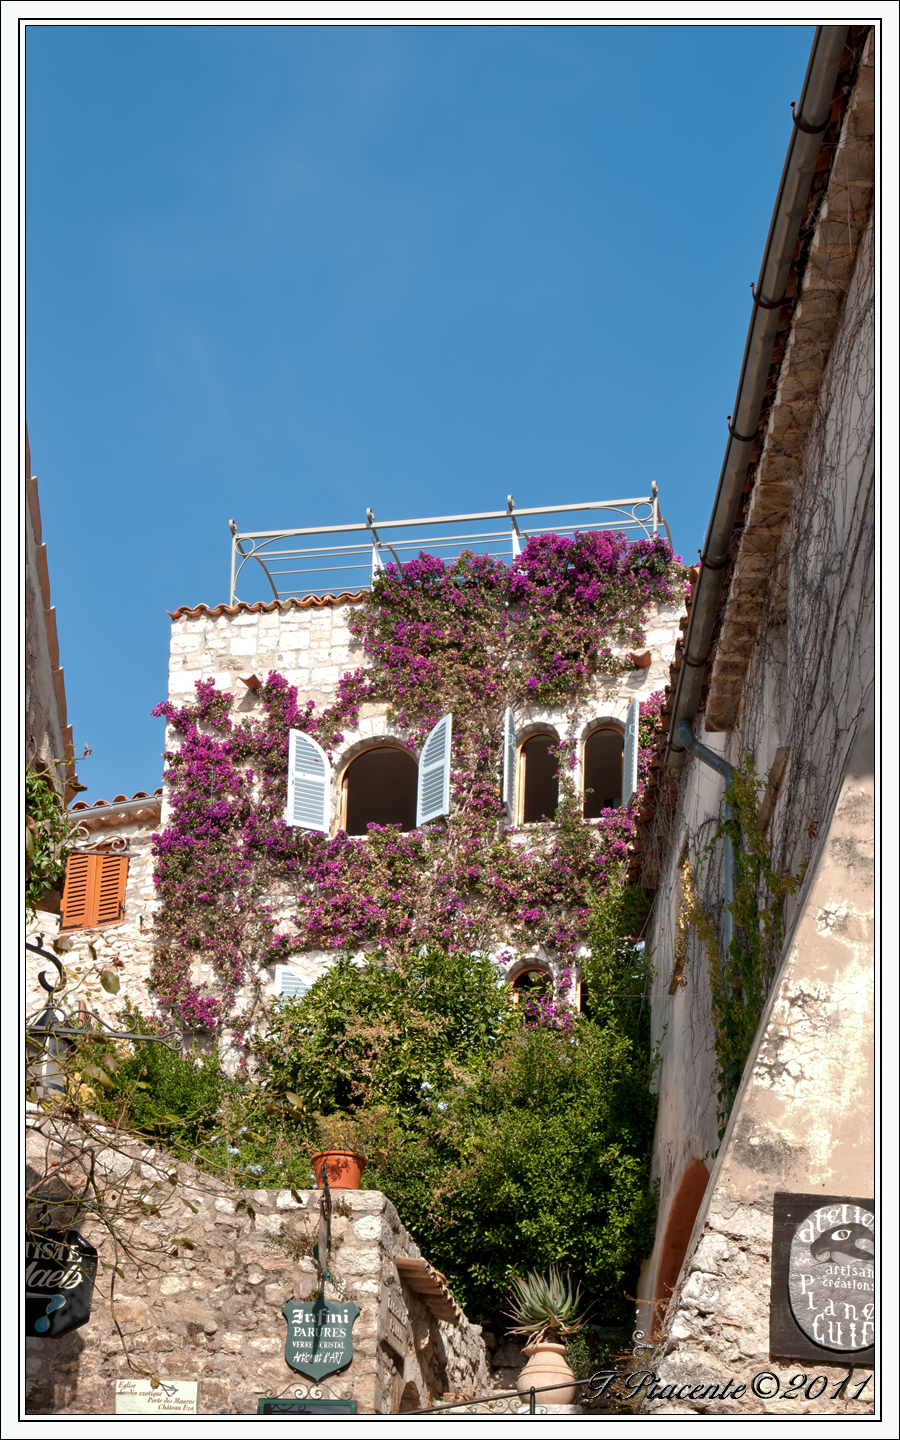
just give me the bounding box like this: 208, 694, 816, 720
26, 21, 815, 801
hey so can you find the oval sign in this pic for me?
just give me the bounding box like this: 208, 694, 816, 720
787, 1201, 875, 1351
25, 1228, 98, 1338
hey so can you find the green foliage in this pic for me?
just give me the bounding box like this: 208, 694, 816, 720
707, 756, 799, 1132
92, 1029, 224, 1157
251, 946, 512, 1123
25, 763, 83, 921
103, 896, 657, 1328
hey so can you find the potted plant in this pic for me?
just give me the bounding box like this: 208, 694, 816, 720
309, 1113, 368, 1190
503, 1265, 590, 1406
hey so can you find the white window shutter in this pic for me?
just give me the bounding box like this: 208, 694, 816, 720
623, 697, 640, 807
372, 546, 385, 578
286, 729, 331, 832
502, 707, 517, 816
275, 965, 308, 1000
417, 713, 452, 826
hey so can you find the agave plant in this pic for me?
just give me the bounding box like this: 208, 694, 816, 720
503, 1265, 591, 1345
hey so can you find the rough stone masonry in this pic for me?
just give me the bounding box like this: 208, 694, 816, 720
24, 1120, 490, 1415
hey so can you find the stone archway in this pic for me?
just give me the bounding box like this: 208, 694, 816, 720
652, 1160, 710, 1333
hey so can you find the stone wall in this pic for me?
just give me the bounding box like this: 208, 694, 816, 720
165, 592, 684, 1022
26, 805, 161, 1033
25, 1120, 490, 1416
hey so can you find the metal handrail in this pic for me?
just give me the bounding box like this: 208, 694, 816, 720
228, 489, 670, 604
399, 1370, 611, 1416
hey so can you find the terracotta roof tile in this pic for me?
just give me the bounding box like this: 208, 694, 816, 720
71, 788, 163, 813
168, 591, 368, 620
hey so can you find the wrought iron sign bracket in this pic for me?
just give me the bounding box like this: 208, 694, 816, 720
25, 937, 183, 1051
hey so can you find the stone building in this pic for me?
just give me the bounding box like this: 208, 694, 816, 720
29, 541, 684, 1036
25, 431, 74, 797
630, 25, 875, 1415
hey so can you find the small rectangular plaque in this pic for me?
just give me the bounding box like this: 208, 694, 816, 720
257, 1398, 357, 1414
115, 1378, 199, 1414
770, 1192, 875, 1366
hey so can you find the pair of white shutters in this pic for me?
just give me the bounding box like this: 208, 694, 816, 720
286, 713, 454, 833
286, 699, 640, 832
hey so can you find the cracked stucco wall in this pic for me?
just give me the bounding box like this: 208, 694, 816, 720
640, 698, 874, 1415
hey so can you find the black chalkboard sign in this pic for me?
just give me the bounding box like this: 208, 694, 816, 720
770, 1193, 875, 1366
257, 1399, 357, 1415
25, 1229, 98, 1339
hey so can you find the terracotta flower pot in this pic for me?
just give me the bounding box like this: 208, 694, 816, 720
310, 1150, 367, 1190
516, 1341, 577, 1406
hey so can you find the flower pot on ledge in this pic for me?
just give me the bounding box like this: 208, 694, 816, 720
516, 1342, 577, 1406
310, 1149, 367, 1190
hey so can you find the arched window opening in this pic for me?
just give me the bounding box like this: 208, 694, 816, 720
583, 728, 624, 818
520, 736, 559, 823
342, 747, 418, 836
510, 967, 554, 1004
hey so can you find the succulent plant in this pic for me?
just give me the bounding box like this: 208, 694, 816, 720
503, 1265, 590, 1345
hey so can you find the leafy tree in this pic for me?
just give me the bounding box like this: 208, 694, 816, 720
251, 945, 512, 1123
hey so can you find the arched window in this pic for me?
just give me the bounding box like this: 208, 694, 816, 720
342, 747, 418, 836
583, 727, 624, 818
510, 966, 554, 1004
519, 735, 559, 823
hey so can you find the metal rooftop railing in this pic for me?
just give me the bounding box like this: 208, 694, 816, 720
228, 488, 670, 605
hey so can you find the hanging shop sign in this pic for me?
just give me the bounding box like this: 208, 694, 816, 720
770, 1192, 875, 1366
25, 1229, 97, 1338
282, 1298, 360, 1380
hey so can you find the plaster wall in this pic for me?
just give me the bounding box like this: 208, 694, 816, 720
636, 41, 875, 1410
639, 699, 874, 1415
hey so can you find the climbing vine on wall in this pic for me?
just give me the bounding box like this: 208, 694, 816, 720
677, 756, 800, 1134
25, 760, 86, 922
708, 758, 799, 1129
149, 533, 683, 1039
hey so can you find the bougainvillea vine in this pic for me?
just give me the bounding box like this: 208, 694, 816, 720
149, 533, 682, 1040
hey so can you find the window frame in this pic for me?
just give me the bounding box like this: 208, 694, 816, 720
581, 719, 626, 820
516, 729, 561, 826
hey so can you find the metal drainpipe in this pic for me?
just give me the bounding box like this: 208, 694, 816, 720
665, 25, 849, 773
677, 721, 736, 955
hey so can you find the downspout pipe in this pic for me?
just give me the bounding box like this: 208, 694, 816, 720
666, 26, 848, 771
677, 721, 737, 955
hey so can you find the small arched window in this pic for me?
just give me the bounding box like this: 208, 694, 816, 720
520, 735, 559, 823
583, 728, 624, 818
342, 747, 418, 836
510, 967, 554, 1004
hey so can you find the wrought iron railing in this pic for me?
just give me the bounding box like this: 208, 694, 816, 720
228, 489, 670, 604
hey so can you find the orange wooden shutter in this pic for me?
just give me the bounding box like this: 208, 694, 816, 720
59, 854, 128, 931
96, 856, 128, 926
59, 854, 93, 931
